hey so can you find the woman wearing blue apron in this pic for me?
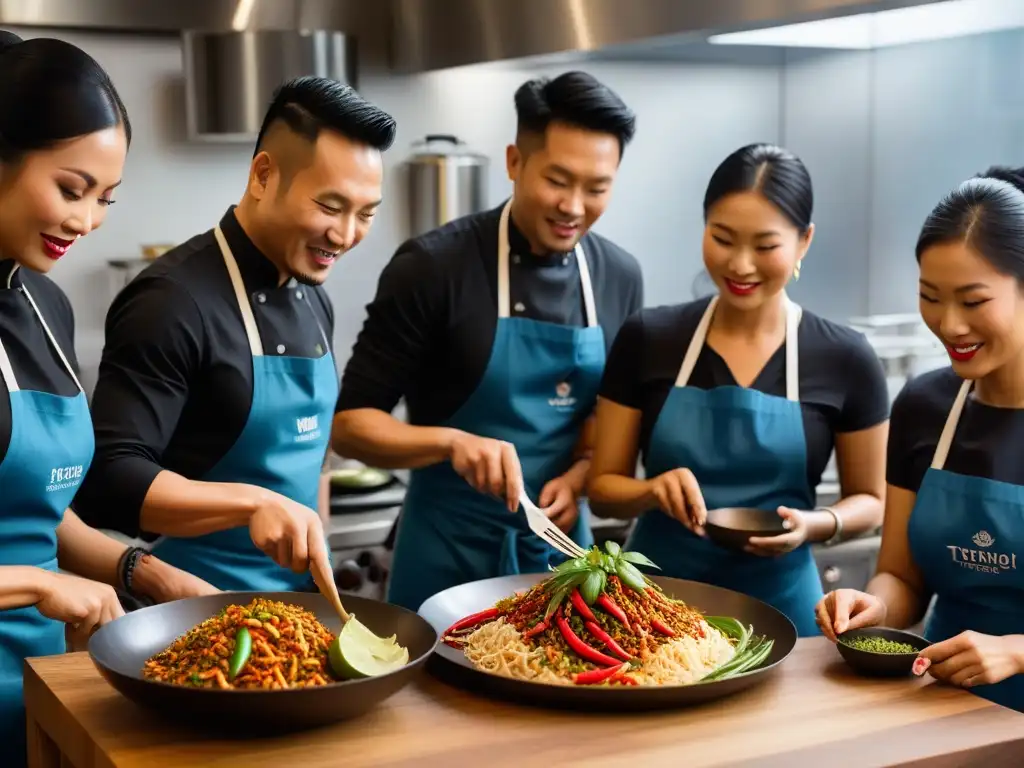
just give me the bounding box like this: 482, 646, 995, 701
387, 199, 604, 611
0, 32, 216, 767
817, 166, 1024, 711
587, 144, 890, 637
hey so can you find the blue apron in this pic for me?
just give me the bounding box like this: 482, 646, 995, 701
627, 295, 823, 636
389, 199, 601, 611
908, 379, 1024, 711
152, 226, 336, 592
0, 283, 94, 767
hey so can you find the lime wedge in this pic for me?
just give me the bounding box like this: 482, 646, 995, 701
328, 617, 409, 680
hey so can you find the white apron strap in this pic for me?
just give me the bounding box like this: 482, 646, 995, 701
496, 199, 598, 327
0, 287, 83, 394
215, 225, 264, 357
674, 294, 802, 402
931, 379, 972, 470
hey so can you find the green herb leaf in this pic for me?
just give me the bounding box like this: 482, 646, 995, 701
620, 551, 661, 570
604, 541, 621, 557
581, 569, 603, 605
616, 560, 650, 592
545, 585, 570, 619
615, 560, 648, 592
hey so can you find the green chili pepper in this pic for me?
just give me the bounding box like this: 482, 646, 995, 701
228, 627, 252, 681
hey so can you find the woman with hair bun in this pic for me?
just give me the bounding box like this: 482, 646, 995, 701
0, 30, 214, 765
586, 143, 890, 637
817, 165, 1024, 711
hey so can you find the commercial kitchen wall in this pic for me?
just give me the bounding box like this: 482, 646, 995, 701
10, 27, 1024, 392
13, 28, 783, 393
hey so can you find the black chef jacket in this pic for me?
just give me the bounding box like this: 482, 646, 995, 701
336, 203, 644, 426
73, 208, 335, 538
0, 261, 81, 466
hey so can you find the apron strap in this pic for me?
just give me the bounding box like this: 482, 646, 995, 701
931, 379, 972, 470
215, 225, 264, 357
0, 286, 83, 394
674, 293, 802, 402
496, 199, 598, 327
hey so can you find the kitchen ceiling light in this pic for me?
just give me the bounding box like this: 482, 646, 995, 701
707, 0, 1024, 49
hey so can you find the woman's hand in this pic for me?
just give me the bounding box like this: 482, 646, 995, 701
814, 589, 887, 642
915, 632, 1024, 688
646, 468, 706, 534
745, 506, 809, 557
34, 570, 124, 648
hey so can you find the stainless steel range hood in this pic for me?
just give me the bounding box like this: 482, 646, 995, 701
0, 0, 946, 86
389, 0, 943, 72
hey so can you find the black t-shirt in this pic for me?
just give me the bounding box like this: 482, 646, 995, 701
0, 260, 81, 466
336, 202, 644, 424
74, 208, 335, 538
887, 367, 1024, 491
599, 298, 890, 490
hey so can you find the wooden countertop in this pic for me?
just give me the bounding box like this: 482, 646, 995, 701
24, 638, 1024, 768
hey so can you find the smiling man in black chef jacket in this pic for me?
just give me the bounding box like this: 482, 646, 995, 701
73, 77, 396, 592
332, 71, 644, 611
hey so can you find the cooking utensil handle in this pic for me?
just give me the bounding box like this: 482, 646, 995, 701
310, 544, 350, 624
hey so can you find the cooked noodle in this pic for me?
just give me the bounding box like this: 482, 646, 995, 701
442, 550, 773, 688
463, 616, 735, 686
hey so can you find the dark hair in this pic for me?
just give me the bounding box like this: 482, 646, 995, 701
703, 143, 813, 234
0, 30, 130, 163
915, 166, 1024, 279
253, 76, 396, 157
513, 71, 636, 155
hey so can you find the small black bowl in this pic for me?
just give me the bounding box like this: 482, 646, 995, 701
703, 507, 787, 551
835, 627, 930, 677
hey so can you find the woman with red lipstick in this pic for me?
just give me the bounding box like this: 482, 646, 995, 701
0, 31, 215, 766
587, 143, 889, 637
817, 166, 1024, 712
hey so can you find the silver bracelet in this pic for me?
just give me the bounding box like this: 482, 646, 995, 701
817, 506, 843, 546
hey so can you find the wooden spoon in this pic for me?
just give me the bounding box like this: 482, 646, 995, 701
309, 543, 352, 625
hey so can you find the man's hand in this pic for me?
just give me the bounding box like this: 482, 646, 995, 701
449, 432, 524, 512
133, 555, 220, 603
248, 490, 328, 573
539, 475, 579, 532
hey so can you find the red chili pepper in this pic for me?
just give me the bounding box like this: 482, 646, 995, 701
596, 595, 631, 630
522, 619, 549, 640
570, 588, 599, 623
442, 607, 499, 638
554, 610, 621, 667
574, 662, 630, 685
650, 618, 676, 637
584, 621, 633, 661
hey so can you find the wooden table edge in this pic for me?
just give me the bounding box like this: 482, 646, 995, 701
24, 659, 116, 768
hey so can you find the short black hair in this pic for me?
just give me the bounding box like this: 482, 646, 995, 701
916, 166, 1024, 281
704, 143, 813, 234
253, 76, 396, 157
0, 30, 131, 163
513, 71, 636, 155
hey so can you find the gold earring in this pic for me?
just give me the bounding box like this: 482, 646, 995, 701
793, 263, 801, 281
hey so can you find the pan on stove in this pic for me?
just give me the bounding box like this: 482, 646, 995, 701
418, 574, 797, 712
88, 591, 437, 734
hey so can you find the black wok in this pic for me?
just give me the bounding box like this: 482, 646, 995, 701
418, 574, 796, 712
88, 591, 437, 734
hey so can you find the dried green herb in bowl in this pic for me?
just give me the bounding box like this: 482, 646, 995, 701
839, 635, 916, 655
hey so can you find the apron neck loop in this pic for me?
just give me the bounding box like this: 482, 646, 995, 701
0, 286, 82, 394
675, 292, 802, 402
931, 379, 973, 470
215, 225, 265, 358
496, 199, 598, 327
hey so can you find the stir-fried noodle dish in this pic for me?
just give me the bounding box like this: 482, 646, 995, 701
143, 598, 335, 690
443, 543, 775, 687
